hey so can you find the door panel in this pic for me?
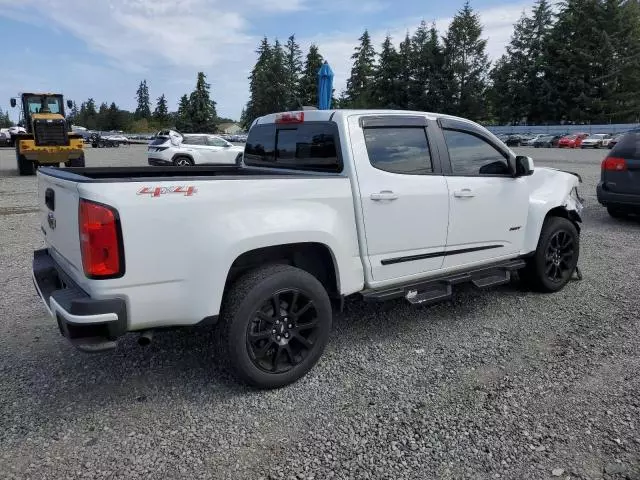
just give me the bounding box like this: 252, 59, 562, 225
439, 127, 528, 269
443, 176, 528, 268
349, 116, 450, 283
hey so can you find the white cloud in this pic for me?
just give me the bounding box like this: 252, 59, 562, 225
0, 0, 556, 120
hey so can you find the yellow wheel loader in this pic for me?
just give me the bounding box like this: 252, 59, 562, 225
10, 93, 85, 176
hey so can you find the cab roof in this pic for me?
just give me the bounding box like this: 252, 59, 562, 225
252, 109, 478, 127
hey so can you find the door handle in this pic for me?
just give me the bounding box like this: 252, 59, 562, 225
370, 190, 399, 201
453, 188, 475, 198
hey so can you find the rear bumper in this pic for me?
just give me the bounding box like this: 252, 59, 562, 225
32, 248, 127, 352
597, 182, 640, 208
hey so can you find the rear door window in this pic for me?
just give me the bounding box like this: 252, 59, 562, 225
183, 136, 206, 145
245, 122, 341, 172
363, 127, 433, 175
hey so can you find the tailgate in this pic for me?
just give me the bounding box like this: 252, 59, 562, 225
606, 157, 640, 195
37, 170, 84, 278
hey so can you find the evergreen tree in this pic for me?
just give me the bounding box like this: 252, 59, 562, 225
176, 94, 191, 131
489, 0, 555, 124
105, 102, 121, 131
372, 35, 402, 108
397, 32, 413, 109
284, 35, 303, 109
409, 21, 447, 112
135, 79, 151, 120
612, 0, 640, 121
244, 37, 274, 128
97, 102, 109, 130
68, 101, 79, 124
154, 93, 169, 124
544, 0, 608, 122
443, 2, 490, 119
344, 30, 377, 107
0, 107, 12, 127
265, 39, 289, 112
188, 72, 218, 132
299, 44, 325, 107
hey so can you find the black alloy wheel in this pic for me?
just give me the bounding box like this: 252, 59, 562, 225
520, 216, 580, 293
545, 230, 575, 283
247, 289, 320, 374
217, 264, 332, 389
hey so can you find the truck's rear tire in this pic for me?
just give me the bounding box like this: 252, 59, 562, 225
520, 216, 580, 293
17, 154, 36, 176
65, 154, 85, 168
217, 264, 332, 389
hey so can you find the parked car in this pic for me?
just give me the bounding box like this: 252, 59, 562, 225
597, 128, 640, 218
148, 130, 244, 166
608, 133, 624, 149
523, 134, 545, 146
580, 133, 612, 149
533, 135, 562, 148
0, 129, 10, 146
558, 133, 588, 148
505, 134, 525, 146
31, 109, 584, 389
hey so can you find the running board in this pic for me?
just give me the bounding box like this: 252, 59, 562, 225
361, 259, 526, 305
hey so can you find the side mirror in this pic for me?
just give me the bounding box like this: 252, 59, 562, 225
10, 98, 16, 108
515, 155, 534, 177
67, 100, 73, 109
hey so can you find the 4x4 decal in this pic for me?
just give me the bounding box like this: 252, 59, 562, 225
137, 186, 197, 197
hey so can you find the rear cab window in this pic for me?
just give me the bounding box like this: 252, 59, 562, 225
244, 122, 342, 173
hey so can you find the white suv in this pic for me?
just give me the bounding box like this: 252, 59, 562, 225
148, 130, 244, 166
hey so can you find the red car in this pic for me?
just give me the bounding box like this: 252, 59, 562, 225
558, 133, 589, 148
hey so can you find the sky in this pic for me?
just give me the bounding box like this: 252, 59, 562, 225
0, 0, 546, 122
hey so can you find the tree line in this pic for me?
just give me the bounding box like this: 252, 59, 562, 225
242, 0, 640, 127
0, 107, 12, 128
69, 72, 231, 133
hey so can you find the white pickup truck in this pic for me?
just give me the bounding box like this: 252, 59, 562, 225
32, 109, 584, 388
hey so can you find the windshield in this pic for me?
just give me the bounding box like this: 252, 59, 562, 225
25, 95, 62, 115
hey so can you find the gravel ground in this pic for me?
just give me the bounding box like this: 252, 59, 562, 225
0, 145, 639, 480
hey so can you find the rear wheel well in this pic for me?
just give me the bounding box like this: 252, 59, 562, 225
545, 206, 582, 233
225, 243, 339, 298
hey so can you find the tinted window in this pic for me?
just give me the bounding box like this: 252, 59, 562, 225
183, 135, 206, 145
611, 131, 640, 159
443, 130, 510, 176
207, 136, 228, 147
244, 123, 340, 172
245, 124, 276, 163
363, 127, 433, 175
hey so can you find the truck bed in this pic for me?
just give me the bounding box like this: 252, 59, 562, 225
40, 165, 338, 182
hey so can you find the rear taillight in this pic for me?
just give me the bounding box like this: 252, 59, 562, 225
275, 112, 304, 124
79, 199, 124, 279
602, 157, 627, 171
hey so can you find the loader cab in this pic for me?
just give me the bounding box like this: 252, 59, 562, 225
13, 93, 69, 134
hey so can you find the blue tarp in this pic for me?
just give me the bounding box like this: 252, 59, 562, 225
317, 61, 334, 110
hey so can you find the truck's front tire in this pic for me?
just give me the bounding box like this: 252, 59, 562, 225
17, 154, 36, 176
217, 264, 332, 389
520, 216, 580, 293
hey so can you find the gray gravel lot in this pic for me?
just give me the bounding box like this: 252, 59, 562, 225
0, 145, 639, 480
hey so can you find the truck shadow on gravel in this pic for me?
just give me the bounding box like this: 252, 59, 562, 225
21, 280, 530, 402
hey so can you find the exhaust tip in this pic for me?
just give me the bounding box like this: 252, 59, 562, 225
138, 330, 153, 346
